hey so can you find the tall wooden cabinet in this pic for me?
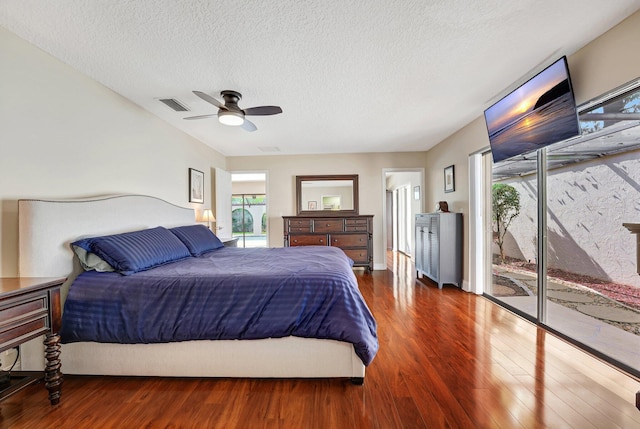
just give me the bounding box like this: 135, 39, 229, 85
415, 212, 462, 289
283, 215, 373, 271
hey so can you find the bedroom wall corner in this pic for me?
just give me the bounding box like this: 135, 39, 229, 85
0, 27, 226, 277
226, 152, 428, 270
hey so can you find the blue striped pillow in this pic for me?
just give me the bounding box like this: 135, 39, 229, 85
72, 226, 191, 275
169, 224, 224, 256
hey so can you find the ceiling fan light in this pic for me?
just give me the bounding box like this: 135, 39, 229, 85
218, 110, 244, 126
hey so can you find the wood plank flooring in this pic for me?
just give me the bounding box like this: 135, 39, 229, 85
1, 252, 639, 428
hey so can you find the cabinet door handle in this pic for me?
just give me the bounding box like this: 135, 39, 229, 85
293, 239, 298, 243
319, 239, 324, 243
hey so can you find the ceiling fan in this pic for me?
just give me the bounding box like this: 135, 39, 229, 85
184, 90, 282, 132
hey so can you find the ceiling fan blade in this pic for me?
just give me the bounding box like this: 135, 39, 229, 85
193, 91, 227, 110
241, 118, 257, 132
243, 106, 282, 116
183, 114, 217, 120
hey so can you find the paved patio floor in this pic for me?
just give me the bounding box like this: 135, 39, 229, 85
492, 267, 640, 373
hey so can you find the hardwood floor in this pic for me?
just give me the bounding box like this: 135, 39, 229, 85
2, 252, 639, 428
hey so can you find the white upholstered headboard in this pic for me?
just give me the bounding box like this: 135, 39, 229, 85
18, 195, 196, 278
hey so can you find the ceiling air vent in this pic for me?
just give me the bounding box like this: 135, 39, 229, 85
258, 146, 281, 153
159, 98, 190, 112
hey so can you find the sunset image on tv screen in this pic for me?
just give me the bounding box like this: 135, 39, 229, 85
485, 57, 580, 163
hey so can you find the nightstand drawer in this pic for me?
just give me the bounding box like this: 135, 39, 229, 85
0, 296, 47, 326
0, 316, 48, 349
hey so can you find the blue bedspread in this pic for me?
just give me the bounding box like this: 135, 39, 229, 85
61, 246, 378, 365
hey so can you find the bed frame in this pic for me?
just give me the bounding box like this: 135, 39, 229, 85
18, 195, 365, 382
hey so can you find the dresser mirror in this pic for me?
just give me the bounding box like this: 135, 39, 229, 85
296, 174, 359, 216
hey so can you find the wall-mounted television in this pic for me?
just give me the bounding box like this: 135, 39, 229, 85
484, 56, 580, 163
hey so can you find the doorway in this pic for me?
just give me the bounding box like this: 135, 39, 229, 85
382, 169, 424, 269
231, 172, 267, 248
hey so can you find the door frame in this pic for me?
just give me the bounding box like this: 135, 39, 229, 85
381, 168, 425, 270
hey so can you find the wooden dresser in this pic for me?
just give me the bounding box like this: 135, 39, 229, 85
283, 215, 373, 271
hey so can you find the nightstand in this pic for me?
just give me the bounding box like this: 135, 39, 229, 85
220, 237, 239, 247
0, 277, 65, 405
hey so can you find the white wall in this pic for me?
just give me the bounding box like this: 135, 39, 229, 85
227, 152, 428, 269
0, 27, 225, 276
232, 181, 266, 195
499, 149, 640, 287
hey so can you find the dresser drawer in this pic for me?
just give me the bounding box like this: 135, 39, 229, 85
313, 220, 344, 233
287, 219, 312, 229
330, 233, 368, 247
345, 218, 368, 226
344, 218, 369, 232
345, 225, 368, 232
289, 234, 328, 246
289, 226, 311, 232
342, 249, 370, 264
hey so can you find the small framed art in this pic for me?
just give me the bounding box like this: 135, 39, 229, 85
189, 168, 204, 203
444, 165, 455, 193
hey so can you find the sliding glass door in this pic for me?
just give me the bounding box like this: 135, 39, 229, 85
485, 82, 640, 377
487, 153, 539, 321
543, 86, 640, 374
231, 193, 267, 248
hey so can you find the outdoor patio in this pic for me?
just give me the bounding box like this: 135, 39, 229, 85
492, 265, 640, 372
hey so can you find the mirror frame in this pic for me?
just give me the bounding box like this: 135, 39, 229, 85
296, 174, 359, 216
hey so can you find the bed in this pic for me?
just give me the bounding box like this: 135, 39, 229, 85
18, 195, 377, 383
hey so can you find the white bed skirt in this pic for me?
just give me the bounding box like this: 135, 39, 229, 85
22, 336, 365, 378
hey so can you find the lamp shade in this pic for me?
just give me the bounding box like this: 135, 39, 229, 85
202, 209, 216, 223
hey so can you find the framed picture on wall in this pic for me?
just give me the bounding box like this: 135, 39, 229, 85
189, 168, 204, 203
308, 201, 317, 210
444, 165, 455, 193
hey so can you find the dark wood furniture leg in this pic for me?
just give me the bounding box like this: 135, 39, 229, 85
44, 332, 63, 405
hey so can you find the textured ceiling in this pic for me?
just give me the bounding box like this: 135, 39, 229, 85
2, 1, 640, 157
